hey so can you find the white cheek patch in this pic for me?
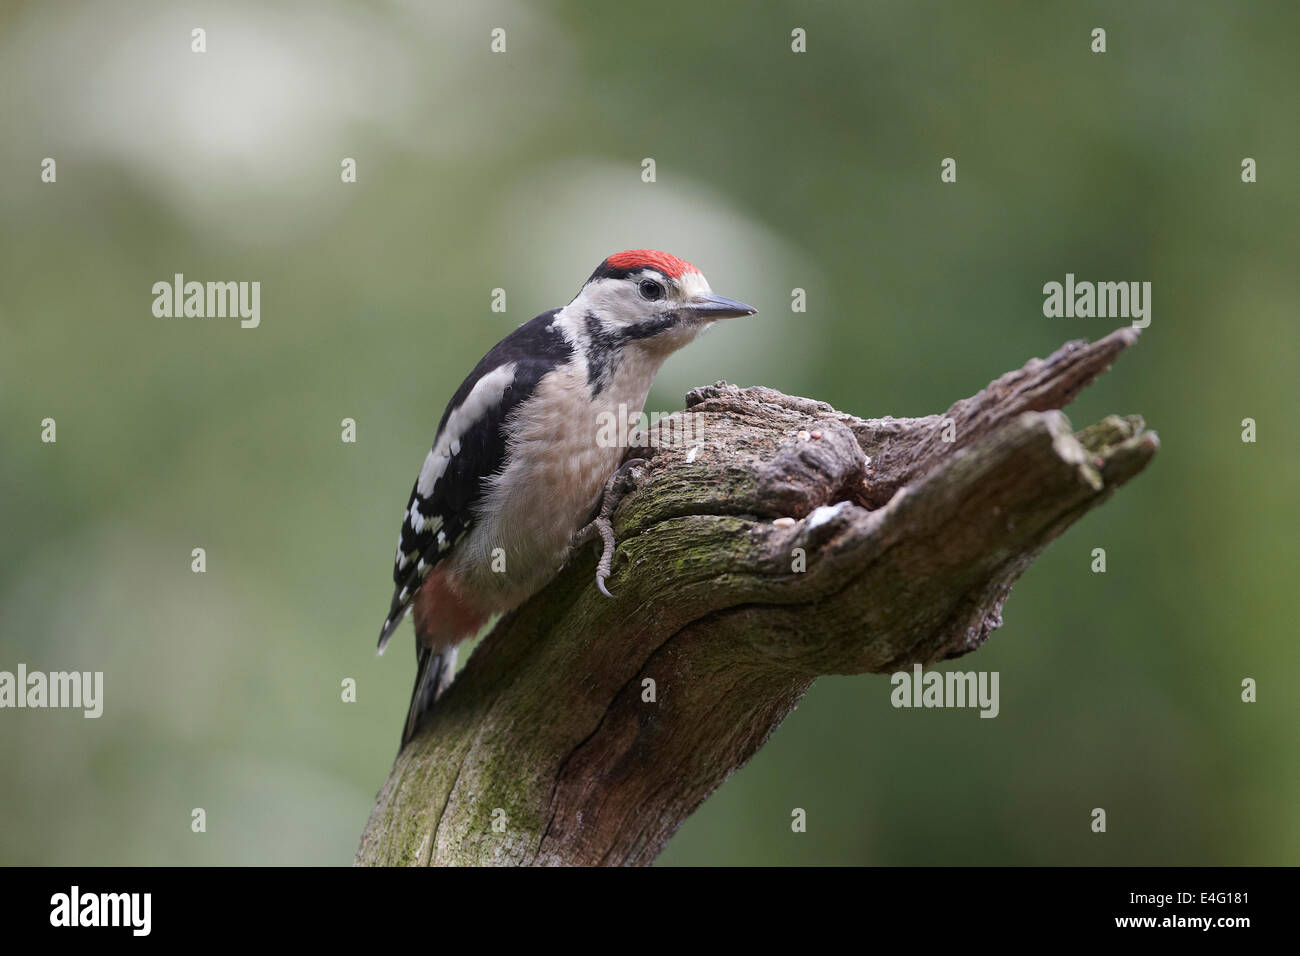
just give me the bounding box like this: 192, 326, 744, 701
569, 278, 633, 323
417, 362, 518, 497
570, 271, 712, 328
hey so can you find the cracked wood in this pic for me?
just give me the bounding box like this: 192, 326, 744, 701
356, 327, 1158, 867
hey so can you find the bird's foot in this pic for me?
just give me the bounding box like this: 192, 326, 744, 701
572, 457, 647, 598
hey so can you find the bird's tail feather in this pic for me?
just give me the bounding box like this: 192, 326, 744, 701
400, 644, 457, 751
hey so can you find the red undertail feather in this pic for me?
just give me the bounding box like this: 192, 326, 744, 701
412, 566, 491, 651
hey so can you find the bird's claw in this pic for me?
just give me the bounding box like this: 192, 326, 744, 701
576, 457, 648, 598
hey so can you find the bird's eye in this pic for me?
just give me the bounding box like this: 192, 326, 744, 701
638, 279, 664, 301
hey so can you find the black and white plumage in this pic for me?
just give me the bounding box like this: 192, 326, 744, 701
377, 308, 571, 650
377, 249, 756, 749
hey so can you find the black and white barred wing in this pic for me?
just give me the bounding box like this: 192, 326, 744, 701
376, 310, 571, 651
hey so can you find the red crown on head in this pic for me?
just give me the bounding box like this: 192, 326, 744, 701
604, 249, 699, 279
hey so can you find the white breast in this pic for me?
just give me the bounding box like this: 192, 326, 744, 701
451, 349, 664, 609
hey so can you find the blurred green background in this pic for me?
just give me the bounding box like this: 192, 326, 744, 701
1, 0, 1296, 866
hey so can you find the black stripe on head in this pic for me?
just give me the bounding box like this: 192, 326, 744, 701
586, 262, 665, 284
584, 311, 620, 396
583, 310, 681, 397
622, 313, 679, 341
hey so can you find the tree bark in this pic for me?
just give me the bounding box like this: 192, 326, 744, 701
356, 327, 1158, 866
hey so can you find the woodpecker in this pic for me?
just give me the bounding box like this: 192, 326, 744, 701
377, 249, 757, 748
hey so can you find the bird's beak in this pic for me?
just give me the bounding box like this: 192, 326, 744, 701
686, 294, 758, 320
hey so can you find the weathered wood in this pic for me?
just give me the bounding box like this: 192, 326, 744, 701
356, 327, 1157, 866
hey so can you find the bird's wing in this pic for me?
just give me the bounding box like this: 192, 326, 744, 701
376, 309, 572, 650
